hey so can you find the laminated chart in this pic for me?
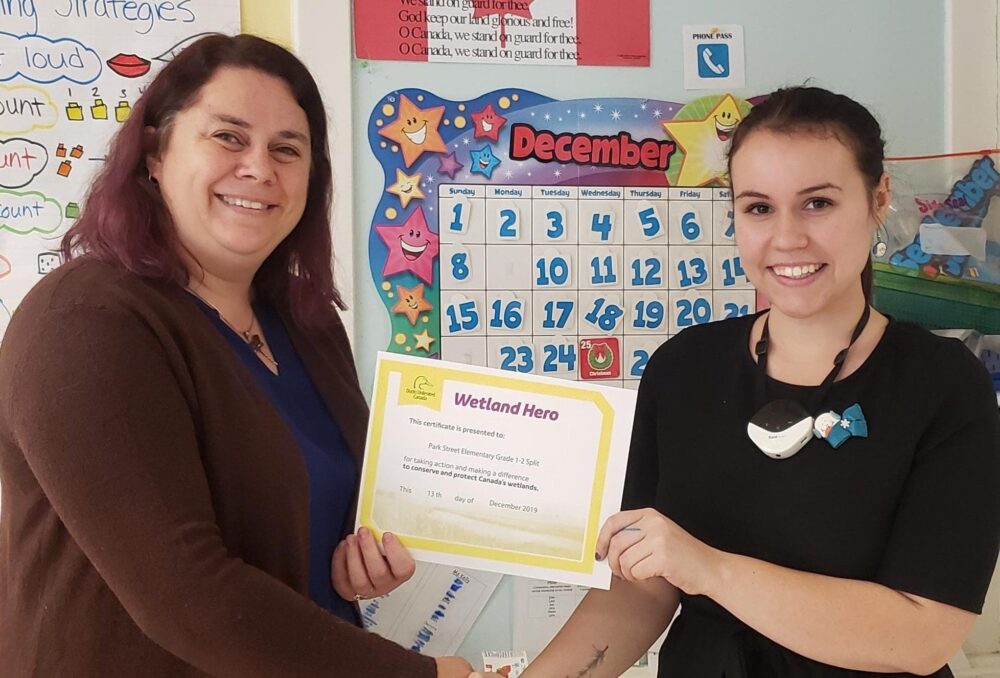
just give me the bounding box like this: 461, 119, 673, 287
367, 89, 764, 387
361, 562, 502, 657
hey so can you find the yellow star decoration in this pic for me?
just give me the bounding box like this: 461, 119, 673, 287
386, 169, 425, 208
663, 94, 744, 187
391, 283, 433, 325
378, 95, 447, 168
413, 328, 436, 353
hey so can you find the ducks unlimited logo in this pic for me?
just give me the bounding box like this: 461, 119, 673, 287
580, 338, 621, 380
408, 375, 435, 398
397, 367, 443, 410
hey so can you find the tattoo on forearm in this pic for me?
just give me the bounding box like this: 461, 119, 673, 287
567, 645, 609, 677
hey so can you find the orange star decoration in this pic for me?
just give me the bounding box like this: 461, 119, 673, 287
378, 95, 447, 168
663, 94, 744, 187
392, 283, 433, 325
413, 328, 436, 352
386, 168, 425, 208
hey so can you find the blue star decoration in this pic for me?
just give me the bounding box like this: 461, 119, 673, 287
469, 145, 501, 179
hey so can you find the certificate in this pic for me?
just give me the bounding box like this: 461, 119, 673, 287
359, 353, 637, 588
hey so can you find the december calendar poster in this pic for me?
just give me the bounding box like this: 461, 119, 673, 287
366, 88, 766, 388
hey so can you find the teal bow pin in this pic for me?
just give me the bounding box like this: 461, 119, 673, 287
813, 403, 868, 449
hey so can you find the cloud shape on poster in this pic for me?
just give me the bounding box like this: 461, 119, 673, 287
0, 138, 48, 189
0, 84, 58, 134
0, 189, 63, 236
0, 32, 103, 85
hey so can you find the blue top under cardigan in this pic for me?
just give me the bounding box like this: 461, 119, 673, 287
196, 297, 358, 623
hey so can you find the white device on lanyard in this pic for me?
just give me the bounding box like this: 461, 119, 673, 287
746, 399, 814, 460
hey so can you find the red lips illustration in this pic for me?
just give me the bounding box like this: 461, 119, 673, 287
107, 53, 151, 78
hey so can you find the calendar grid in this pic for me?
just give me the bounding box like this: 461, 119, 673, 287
438, 183, 755, 388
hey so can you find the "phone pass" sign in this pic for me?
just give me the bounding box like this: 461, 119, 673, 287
682, 24, 745, 90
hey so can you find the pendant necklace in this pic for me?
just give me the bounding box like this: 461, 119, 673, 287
746, 304, 869, 460
185, 288, 279, 370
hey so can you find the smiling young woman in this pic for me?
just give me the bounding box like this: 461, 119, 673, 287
732, 131, 886, 324
502, 87, 999, 678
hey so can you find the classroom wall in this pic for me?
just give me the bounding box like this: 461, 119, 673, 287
350, 0, 948, 396
37, 0, 984, 668
343, 0, 952, 663
0, 0, 991, 672
141, 1, 1000, 668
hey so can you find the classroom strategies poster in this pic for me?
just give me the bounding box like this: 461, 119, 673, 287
0, 0, 239, 340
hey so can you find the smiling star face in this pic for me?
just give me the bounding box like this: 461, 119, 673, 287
386, 168, 425, 208
391, 282, 433, 324
403, 116, 427, 144
399, 226, 430, 260
472, 102, 507, 142
663, 94, 747, 186
378, 94, 448, 167
376, 206, 440, 284
469, 145, 501, 178
714, 106, 740, 141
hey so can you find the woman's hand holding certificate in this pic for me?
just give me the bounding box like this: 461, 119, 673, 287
596, 508, 724, 596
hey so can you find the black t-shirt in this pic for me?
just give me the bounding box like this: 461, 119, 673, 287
622, 313, 1000, 678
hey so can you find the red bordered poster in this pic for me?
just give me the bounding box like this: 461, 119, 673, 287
353, 0, 650, 67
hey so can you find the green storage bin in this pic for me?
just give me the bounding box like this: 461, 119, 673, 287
873, 264, 1000, 333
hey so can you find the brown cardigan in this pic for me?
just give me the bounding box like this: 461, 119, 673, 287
0, 258, 436, 677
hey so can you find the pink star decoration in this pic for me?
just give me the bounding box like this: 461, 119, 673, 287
375, 207, 439, 285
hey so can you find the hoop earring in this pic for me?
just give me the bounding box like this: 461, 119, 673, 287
147, 172, 159, 188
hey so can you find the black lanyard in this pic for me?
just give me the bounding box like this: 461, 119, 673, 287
753, 304, 871, 413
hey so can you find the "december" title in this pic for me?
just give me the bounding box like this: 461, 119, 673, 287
509, 123, 676, 171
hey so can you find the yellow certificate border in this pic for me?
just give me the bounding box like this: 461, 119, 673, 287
360, 357, 615, 574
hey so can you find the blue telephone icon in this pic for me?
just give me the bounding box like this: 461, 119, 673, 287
697, 43, 730, 78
